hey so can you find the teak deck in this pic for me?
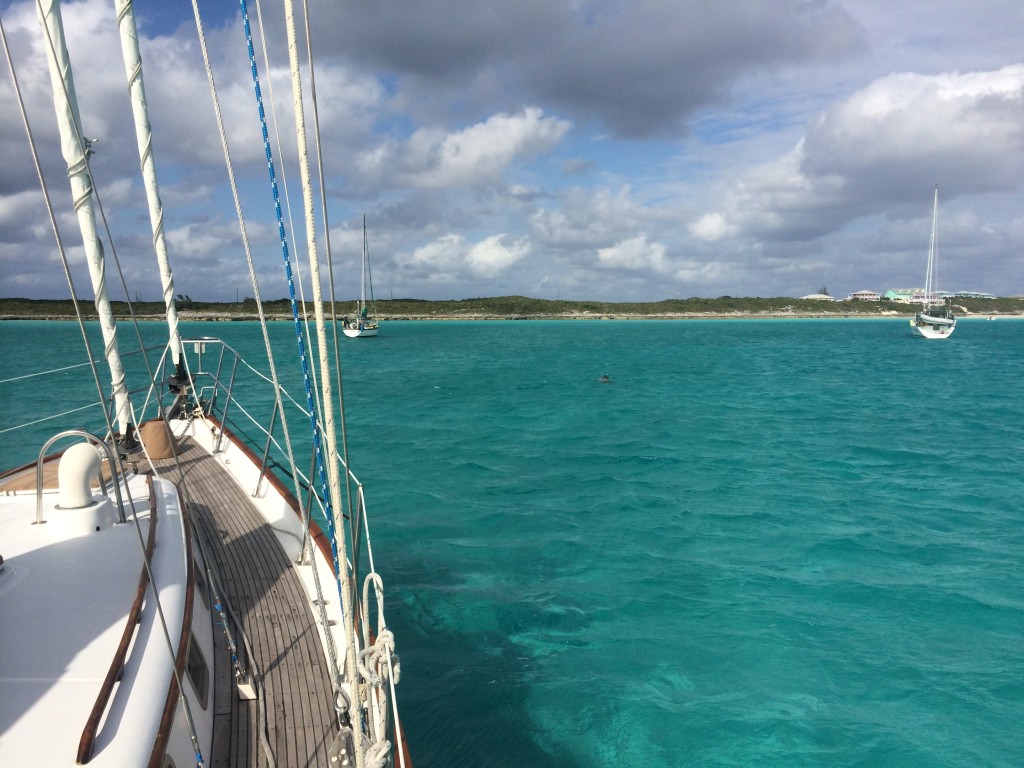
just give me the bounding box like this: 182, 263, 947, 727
159, 438, 339, 768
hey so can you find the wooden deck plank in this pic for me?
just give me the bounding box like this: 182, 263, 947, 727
210, 606, 234, 768
155, 438, 339, 768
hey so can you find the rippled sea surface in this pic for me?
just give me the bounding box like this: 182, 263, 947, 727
3, 318, 1022, 767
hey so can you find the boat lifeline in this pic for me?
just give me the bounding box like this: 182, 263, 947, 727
910, 186, 957, 339
0, 1, 407, 766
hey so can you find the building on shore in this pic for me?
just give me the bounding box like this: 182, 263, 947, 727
799, 293, 836, 301
884, 289, 922, 303
847, 290, 881, 302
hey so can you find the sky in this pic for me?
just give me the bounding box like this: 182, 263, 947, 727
1, 0, 1022, 303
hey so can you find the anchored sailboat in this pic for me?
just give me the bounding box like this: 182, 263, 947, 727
344, 215, 380, 337
910, 187, 957, 339
0, 1, 407, 766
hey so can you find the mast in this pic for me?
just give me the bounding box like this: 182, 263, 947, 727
113, 0, 182, 368
361, 214, 367, 312
925, 186, 939, 309
36, 0, 134, 444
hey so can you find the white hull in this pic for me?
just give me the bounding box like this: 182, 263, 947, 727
0, 453, 214, 766
911, 313, 956, 338
343, 324, 379, 338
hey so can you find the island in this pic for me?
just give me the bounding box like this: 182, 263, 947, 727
1, 295, 1022, 321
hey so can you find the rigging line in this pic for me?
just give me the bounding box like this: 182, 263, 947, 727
235, 0, 349, 696
249, 0, 309, 318
186, 0, 310, 583
0, 360, 93, 384
277, 0, 348, 536
253, 0, 333, 528
240, 0, 360, 737
276, 1, 363, 753
300, 0, 359, 578
0, 402, 103, 436
187, 5, 339, 753
251, 0, 330, 513
2, 10, 115, 454
89, 189, 171, 422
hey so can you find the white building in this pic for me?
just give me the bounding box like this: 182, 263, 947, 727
847, 290, 881, 302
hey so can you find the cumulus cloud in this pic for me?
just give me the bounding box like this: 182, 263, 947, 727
691, 65, 1024, 244
805, 65, 1024, 196
395, 107, 571, 188
596, 235, 667, 272
530, 187, 647, 249
466, 235, 530, 278
310, 0, 863, 138
401, 234, 466, 275
397, 232, 529, 281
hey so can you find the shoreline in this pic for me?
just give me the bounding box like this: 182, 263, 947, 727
2, 310, 1022, 322
3, 295, 1021, 322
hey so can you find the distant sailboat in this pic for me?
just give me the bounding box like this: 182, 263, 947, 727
910, 187, 956, 339
343, 215, 379, 337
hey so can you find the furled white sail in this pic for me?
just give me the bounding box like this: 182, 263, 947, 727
114, 0, 182, 367
36, 0, 133, 437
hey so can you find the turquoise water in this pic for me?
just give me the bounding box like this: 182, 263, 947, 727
2, 318, 1022, 767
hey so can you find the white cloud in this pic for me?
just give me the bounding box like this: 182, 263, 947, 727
805, 65, 1024, 187
397, 232, 529, 280
466, 234, 529, 277
397, 107, 571, 188
596, 235, 667, 272
691, 65, 1024, 245
402, 234, 467, 274
530, 187, 646, 248
165, 223, 235, 260
689, 212, 735, 243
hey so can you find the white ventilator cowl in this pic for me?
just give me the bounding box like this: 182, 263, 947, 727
57, 442, 101, 510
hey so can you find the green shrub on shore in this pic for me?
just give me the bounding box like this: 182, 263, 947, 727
1, 295, 1021, 319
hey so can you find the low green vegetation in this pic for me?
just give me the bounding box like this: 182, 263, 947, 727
1, 295, 1021, 319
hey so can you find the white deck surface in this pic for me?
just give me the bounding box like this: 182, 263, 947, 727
0, 475, 189, 765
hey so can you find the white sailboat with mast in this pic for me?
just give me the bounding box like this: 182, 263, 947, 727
343, 215, 380, 337
910, 186, 957, 339
0, 1, 408, 766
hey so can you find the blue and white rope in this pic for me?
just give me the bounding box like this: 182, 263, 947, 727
238, 0, 345, 607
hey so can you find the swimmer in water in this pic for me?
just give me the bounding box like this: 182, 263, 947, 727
599, 374, 611, 383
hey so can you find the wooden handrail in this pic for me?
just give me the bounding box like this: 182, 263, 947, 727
76, 475, 159, 763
